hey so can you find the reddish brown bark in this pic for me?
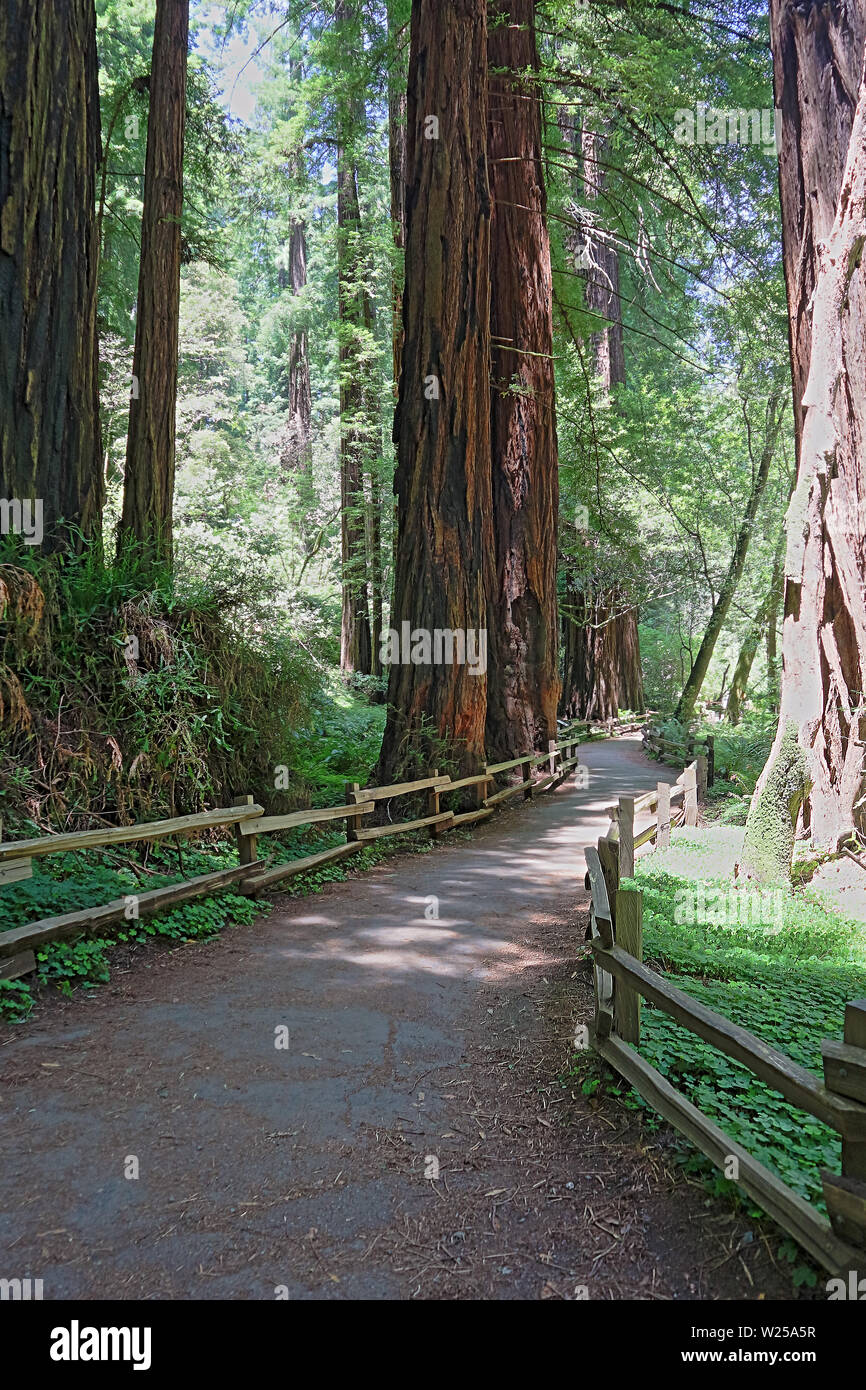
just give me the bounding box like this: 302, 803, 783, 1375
485, 0, 560, 758
560, 583, 643, 722
743, 5, 866, 869
120, 0, 189, 567
0, 0, 103, 549
377, 0, 493, 782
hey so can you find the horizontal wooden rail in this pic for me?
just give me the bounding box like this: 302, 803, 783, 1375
593, 1030, 861, 1277
0, 805, 264, 863
238, 802, 375, 836
590, 942, 866, 1140
241, 841, 362, 894
0, 863, 262, 958
353, 775, 451, 802
485, 754, 536, 775
356, 811, 455, 841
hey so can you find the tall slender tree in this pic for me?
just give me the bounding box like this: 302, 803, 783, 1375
377, 0, 494, 781
741, 4, 866, 875
336, 0, 373, 675
119, 0, 189, 568
676, 389, 785, 722
485, 0, 560, 758
0, 0, 103, 550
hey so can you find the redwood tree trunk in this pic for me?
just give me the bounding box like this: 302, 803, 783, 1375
741, 6, 866, 874
0, 0, 103, 549
675, 390, 784, 722
485, 0, 560, 758
560, 585, 643, 721
120, 0, 189, 568
376, 0, 493, 782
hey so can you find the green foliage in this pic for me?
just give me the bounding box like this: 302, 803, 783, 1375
620, 832, 866, 1212
0, 536, 319, 832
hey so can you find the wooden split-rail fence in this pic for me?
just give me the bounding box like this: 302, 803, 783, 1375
585, 754, 866, 1278
0, 714, 647, 985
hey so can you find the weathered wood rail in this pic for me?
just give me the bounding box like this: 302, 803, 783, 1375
0, 713, 640, 980
584, 753, 866, 1278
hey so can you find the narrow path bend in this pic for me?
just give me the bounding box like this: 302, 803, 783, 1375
0, 737, 797, 1299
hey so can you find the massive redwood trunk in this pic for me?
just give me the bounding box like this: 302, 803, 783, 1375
741, 4, 866, 876
484, 0, 560, 758
560, 584, 643, 721
0, 0, 103, 549
376, 0, 493, 782
120, 0, 189, 568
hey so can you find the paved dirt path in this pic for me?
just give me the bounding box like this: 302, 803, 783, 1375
0, 738, 800, 1300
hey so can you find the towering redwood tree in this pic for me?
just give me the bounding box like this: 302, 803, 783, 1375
741, 4, 866, 876
485, 0, 560, 758
0, 0, 103, 548
559, 116, 642, 721
561, 587, 643, 721
376, 0, 494, 782
120, 0, 189, 567
676, 389, 784, 722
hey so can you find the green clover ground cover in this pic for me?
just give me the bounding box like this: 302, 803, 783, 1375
626, 830, 866, 1213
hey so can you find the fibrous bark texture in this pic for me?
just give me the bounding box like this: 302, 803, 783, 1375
485, 0, 560, 758
0, 0, 103, 549
120, 0, 189, 567
377, 0, 494, 781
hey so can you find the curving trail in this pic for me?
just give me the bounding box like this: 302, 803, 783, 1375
0, 737, 799, 1300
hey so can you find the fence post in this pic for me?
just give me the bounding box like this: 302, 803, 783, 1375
707, 734, 715, 788
345, 782, 362, 842
614, 887, 643, 1044
427, 770, 442, 837
522, 758, 533, 800
548, 738, 557, 776
618, 797, 635, 879
656, 782, 671, 849
821, 1000, 866, 1249
597, 831, 619, 932
696, 753, 708, 804
233, 794, 257, 867
684, 764, 698, 827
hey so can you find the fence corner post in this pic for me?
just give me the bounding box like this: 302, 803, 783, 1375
614, 886, 643, 1045
548, 738, 557, 776
345, 782, 362, 842
618, 797, 635, 879
821, 999, 866, 1250
696, 753, 708, 804
684, 764, 698, 826
656, 782, 671, 849
233, 794, 257, 867
522, 758, 533, 801
427, 770, 442, 837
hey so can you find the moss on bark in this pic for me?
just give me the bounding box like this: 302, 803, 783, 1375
738, 722, 810, 883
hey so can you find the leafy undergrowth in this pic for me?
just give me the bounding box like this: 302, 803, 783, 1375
584, 827, 866, 1284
